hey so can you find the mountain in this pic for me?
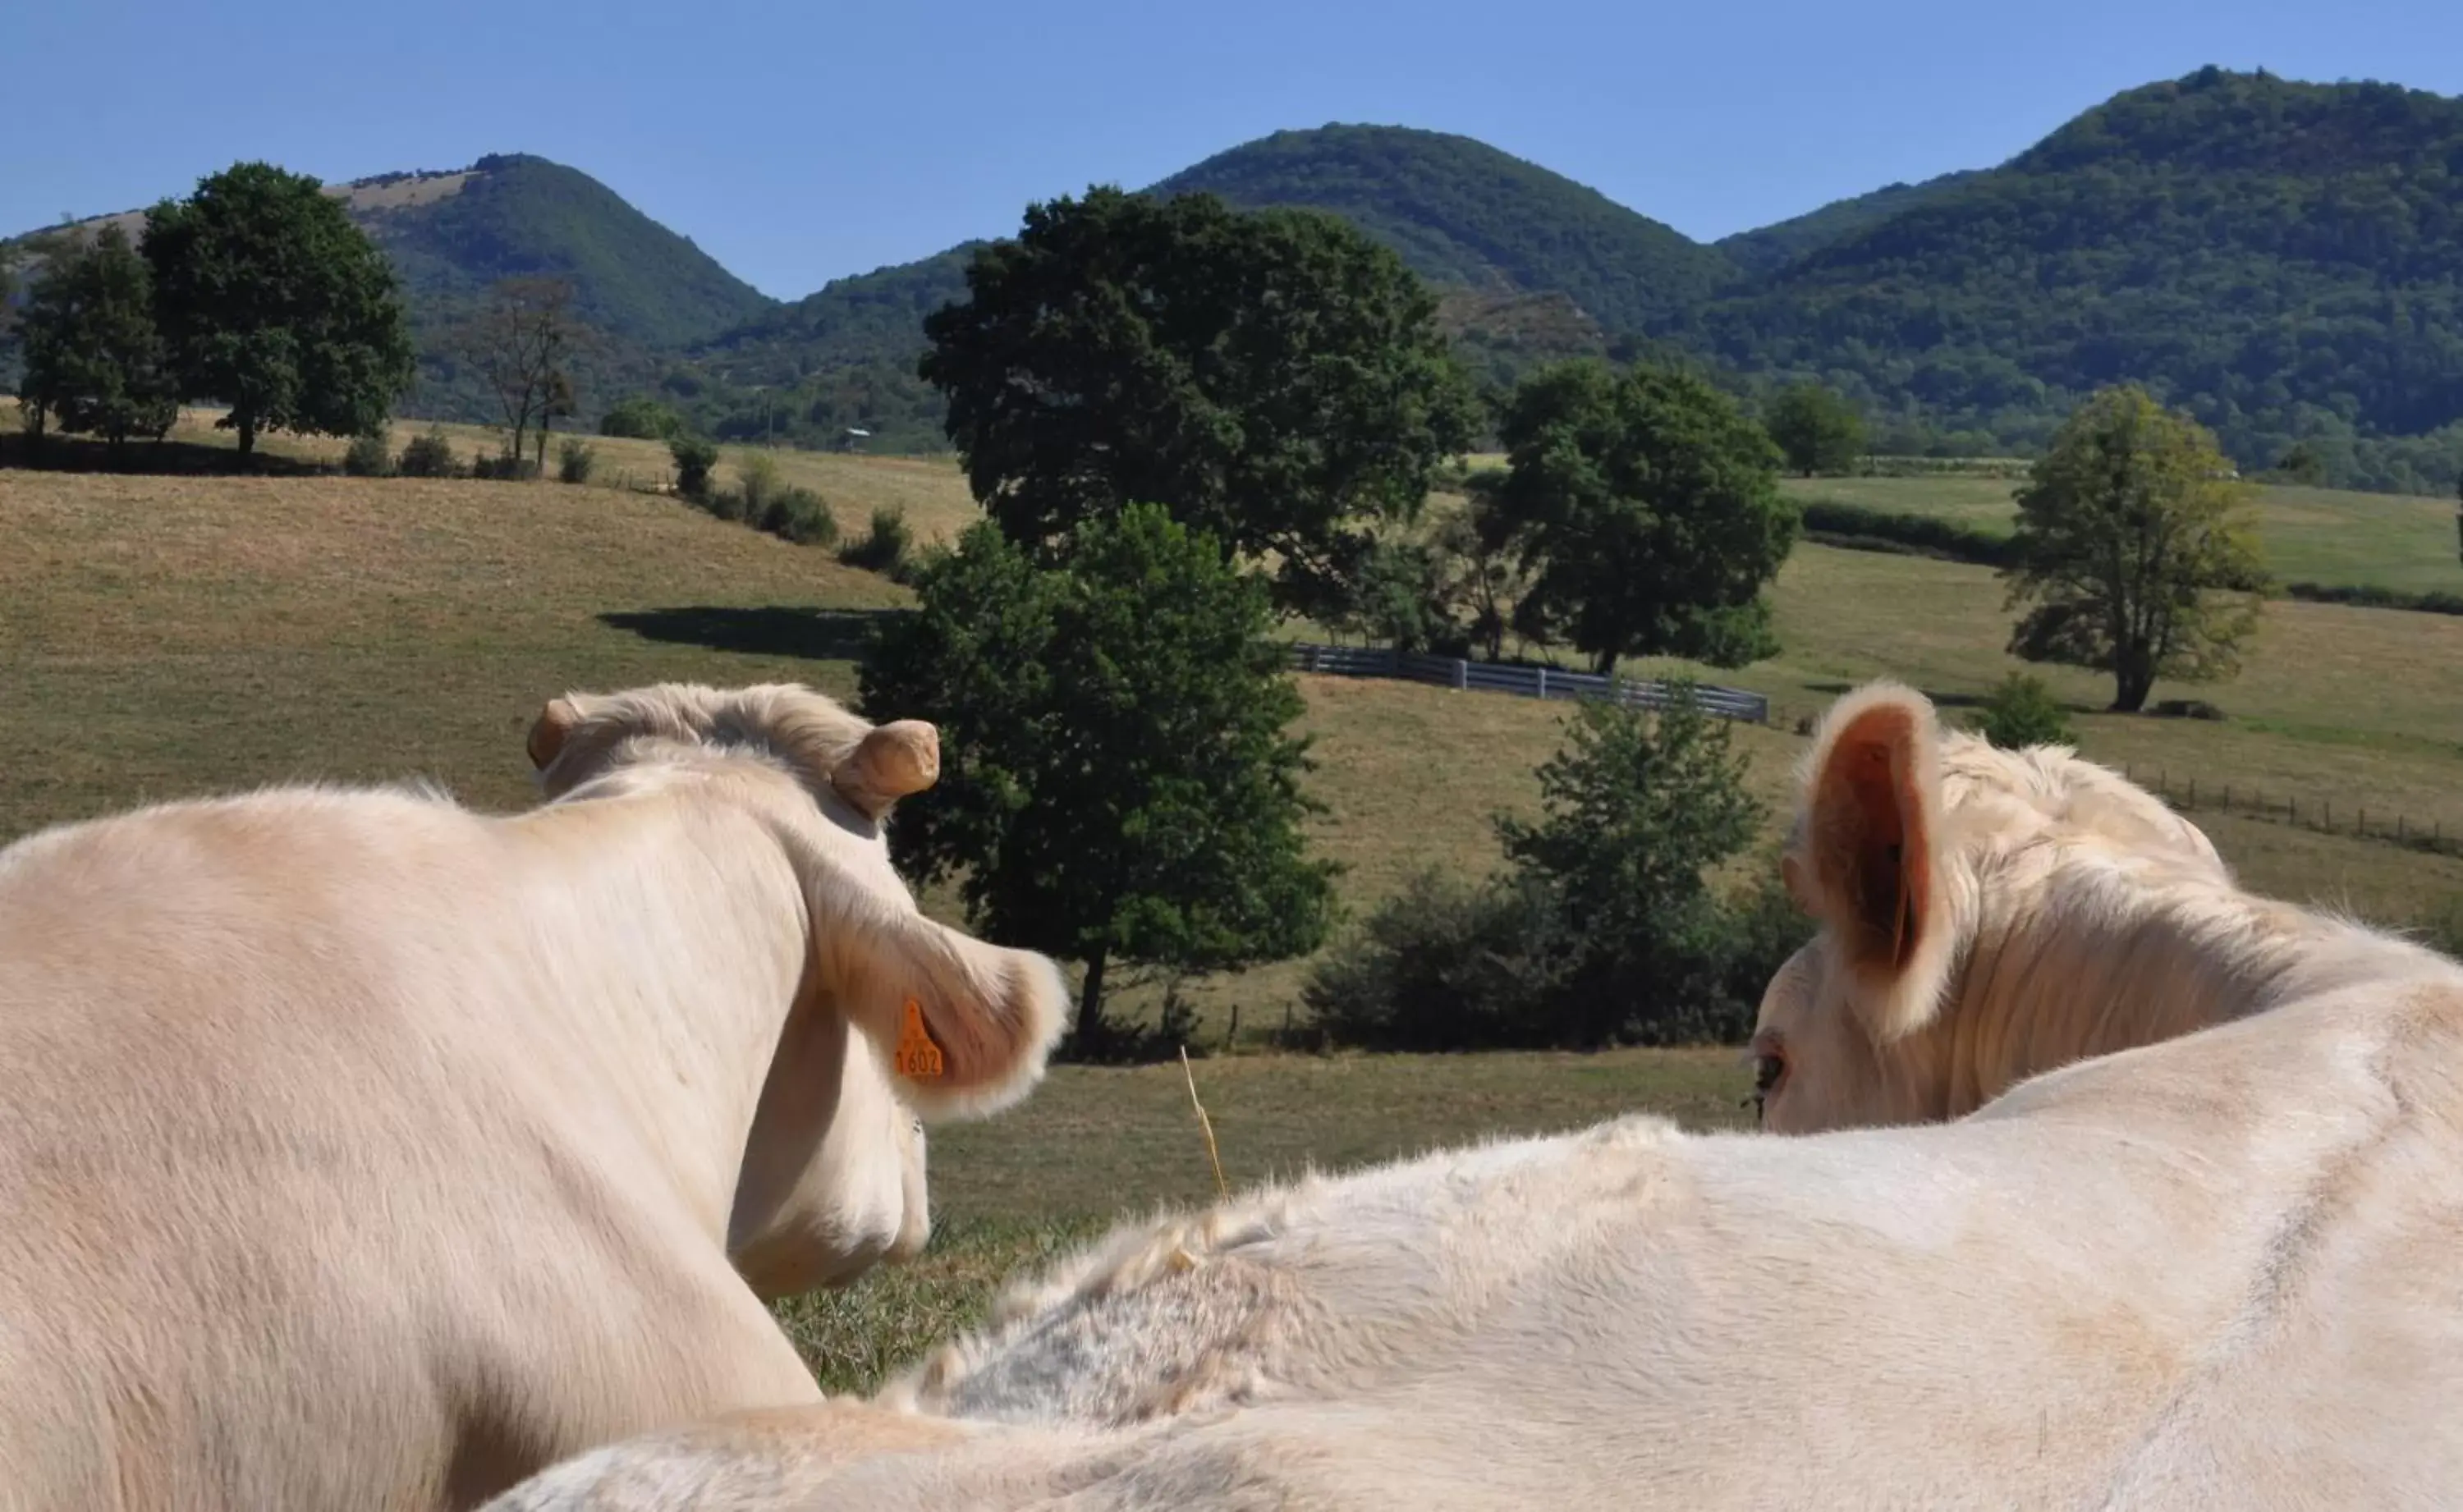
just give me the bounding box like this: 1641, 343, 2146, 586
1683, 68, 2463, 490
671, 125, 1726, 449
14, 72, 2463, 493
1714, 171, 1982, 276
1149, 125, 1736, 332
9, 153, 775, 426
362, 154, 772, 352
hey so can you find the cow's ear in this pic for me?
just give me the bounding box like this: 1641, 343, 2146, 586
527, 696, 585, 772
790, 832, 1070, 1123
832, 720, 940, 818
1792, 681, 1954, 1044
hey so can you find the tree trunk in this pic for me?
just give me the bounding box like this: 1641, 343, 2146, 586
235, 411, 256, 457
1594, 649, 1619, 678
537, 414, 550, 474
2112, 665, 2154, 713
1075, 946, 1111, 1055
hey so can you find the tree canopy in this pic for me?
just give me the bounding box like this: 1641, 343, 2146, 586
143, 162, 415, 455
1762, 381, 1866, 475
920, 186, 1479, 615
1492, 360, 1799, 676
2002, 384, 2268, 712
15, 224, 178, 457
860, 503, 1338, 1056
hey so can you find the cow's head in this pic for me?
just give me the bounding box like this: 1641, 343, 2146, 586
1749, 681, 2227, 1134
523, 681, 1071, 1297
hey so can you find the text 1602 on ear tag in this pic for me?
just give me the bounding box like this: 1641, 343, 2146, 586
896, 999, 946, 1080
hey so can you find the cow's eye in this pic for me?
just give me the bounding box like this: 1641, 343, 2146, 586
1752, 1052, 1785, 1095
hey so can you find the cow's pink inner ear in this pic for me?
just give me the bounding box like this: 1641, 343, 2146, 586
1813, 703, 1929, 978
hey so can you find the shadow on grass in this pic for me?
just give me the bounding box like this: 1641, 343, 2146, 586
598, 606, 906, 662
0, 432, 333, 477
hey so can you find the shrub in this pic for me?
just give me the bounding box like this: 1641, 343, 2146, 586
1714, 861, 1819, 1015
342, 432, 393, 477
768, 485, 839, 546
1301, 870, 1571, 1052
1972, 672, 2076, 749
470, 451, 539, 482
668, 437, 720, 502
1308, 686, 1782, 1052
600, 395, 685, 440
1798, 500, 2012, 566
557, 437, 597, 485
396, 428, 458, 478
736, 452, 784, 520
839, 505, 914, 575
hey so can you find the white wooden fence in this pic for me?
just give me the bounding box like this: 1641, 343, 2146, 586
1286, 644, 1772, 724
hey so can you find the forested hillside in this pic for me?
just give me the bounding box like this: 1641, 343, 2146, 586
1683, 69, 2463, 490
1713, 171, 1981, 276
1150, 126, 1736, 332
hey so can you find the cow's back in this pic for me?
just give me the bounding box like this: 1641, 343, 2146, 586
0, 791, 805, 1510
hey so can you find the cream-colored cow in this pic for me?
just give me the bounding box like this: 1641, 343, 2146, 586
0, 681, 1070, 1511
1750, 678, 2275, 1132
485, 681, 2463, 1511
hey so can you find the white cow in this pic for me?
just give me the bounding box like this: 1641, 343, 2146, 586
485, 681, 2463, 1511
0, 680, 1070, 1511
1751, 678, 2272, 1132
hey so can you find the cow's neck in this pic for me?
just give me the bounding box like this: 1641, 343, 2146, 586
511, 777, 815, 1244
1929, 867, 2458, 1121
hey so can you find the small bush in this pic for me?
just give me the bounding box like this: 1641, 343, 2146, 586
470, 451, 540, 482
396, 428, 458, 478
839, 505, 913, 575
1715, 863, 1819, 1015
2149, 698, 2227, 722
769, 485, 840, 546
601, 395, 686, 441
1301, 870, 1571, 1052
736, 452, 784, 520
557, 438, 597, 485
342, 433, 393, 477
1972, 672, 2076, 749
669, 437, 720, 502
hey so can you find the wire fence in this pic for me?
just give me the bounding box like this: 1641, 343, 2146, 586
2114, 762, 2462, 861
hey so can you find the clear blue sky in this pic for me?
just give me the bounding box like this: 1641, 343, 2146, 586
16, 0, 2463, 300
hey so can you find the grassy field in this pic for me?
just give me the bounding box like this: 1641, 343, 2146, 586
5, 447, 2460, 1393
1781, 473, 2463, 594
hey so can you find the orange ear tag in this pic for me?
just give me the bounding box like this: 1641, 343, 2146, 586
894, 999, 947, 1080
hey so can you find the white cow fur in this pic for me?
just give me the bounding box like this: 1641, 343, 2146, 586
484, 681, 2463, 1511
0, 681, 1070, 1511
1753, 679, 2253, 1132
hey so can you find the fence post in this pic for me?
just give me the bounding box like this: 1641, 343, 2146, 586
1535, 667, 1548, 700
1455, 657, 1468, 691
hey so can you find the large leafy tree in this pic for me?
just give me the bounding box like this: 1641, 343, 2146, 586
143, 162, 415, 456
860, 502, 1339, 1055
2002, 384, 2268, 712
919, 186, 1478, 615
1494, 360, 1799, 676
1762, 381, 1866, 476
15, 225, 179, 459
